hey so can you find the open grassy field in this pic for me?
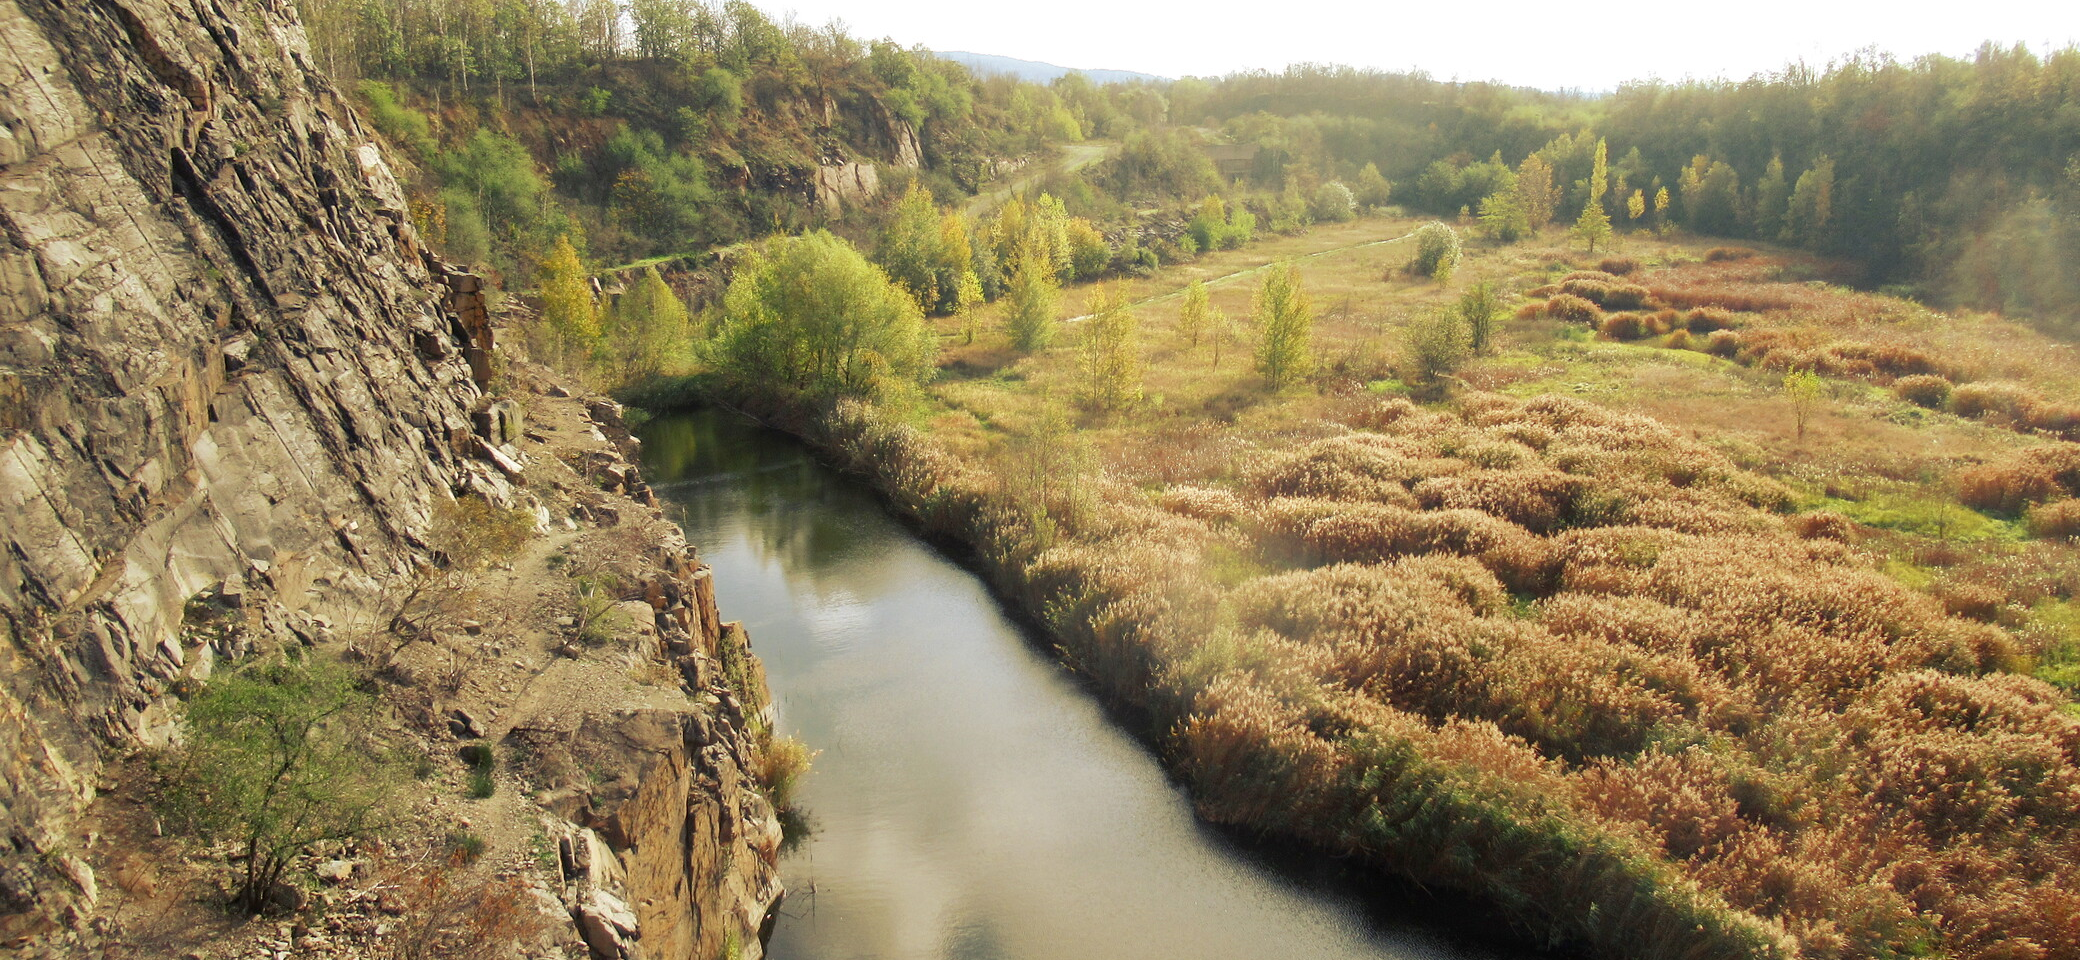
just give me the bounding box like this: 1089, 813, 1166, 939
716, 216, 2080, 960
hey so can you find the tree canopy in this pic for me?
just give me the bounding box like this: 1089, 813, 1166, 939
709, 231, 935, 397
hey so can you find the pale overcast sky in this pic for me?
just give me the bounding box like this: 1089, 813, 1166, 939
771, 0, 2076, 91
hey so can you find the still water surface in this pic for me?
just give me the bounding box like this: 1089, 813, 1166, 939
640, 409, 1535, 960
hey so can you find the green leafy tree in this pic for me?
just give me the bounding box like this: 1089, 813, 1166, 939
1784, 367, 1823, 441
709, 231, 935, 397
1785, 156, 1836, 246
605, 266, 689, 382
1477, 188, 1531, 241
1752, 154, 1790, 240
878, 183, 945, 312
953, 270, 985, 345
158, 657, 400, 913
1354, 162, 1393, 209
1409, 221, 1462, 281
537, 235, 599, 365
1455, 282, 1503, 354
1404, 308, 1471, 388
1572, 138, 1613, 253
1004, 242, 1059, 351
1077, 285, 1143, 413
1253, 263, 1314, 389
1176, 279, 1210, 347
1208, 305, 1235, 369
1312, 181, 1357, 222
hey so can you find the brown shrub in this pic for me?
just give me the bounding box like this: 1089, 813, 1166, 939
1160, 485, 1245, 522
1562, 278, 1652, 310
2027, 499, 2080, 540
1951, 382, 2038, 421
1543, 293, 1601, 325
1603, 284, 1653, 310
1682, 307, 1739, 332
1788, 511, 1857, 542
1413, 469, 1588, 534
1559, 278, 1612, 304
1932, 580, 2006, 622
1703, 247, 1755, 262
1513, 299, 1546, 320
1596, 257, 1641, 276
1892, 374, 1953, 409
2019, 444, 2080, 493
1243, 435, 1433, 506
1599, 312, 1650, 340
2024, 401, 2080, 437
1705, 330, 1742, 358
1646, 309, 1682, 334
1665, 330, 1693, 351
1957, 463, 2061, 515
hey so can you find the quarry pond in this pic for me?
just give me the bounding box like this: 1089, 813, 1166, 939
640, 408, 1539, 960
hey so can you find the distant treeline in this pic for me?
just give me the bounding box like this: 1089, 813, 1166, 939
293, 0, 2079, 331
1179, 54, 2080, 330
293, 0, 1106, 273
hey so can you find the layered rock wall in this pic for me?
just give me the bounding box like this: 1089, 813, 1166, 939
0, 0, 774, 951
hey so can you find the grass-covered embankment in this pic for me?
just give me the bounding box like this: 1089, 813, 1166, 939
628, 225, 2080, 960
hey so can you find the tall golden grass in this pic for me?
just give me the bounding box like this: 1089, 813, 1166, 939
711, 379, 2078, 960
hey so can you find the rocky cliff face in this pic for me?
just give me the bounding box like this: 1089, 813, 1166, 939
0, 0, 775, 952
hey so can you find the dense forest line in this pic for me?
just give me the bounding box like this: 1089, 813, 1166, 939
1183, 55, 2080, 331
303, 0, 2079, 340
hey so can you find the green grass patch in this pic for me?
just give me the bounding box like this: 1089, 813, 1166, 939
1803, 491, 2023, 543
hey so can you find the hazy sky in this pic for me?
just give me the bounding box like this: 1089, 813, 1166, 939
769, 0, 2076, 91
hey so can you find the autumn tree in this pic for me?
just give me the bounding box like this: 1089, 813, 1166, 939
537, 234, 598, 366
1515, 154, 1559, 230
1176, 279, 1210, 346
953, 270, 985, 345
1572, 138, 1613, 253
1077, 285, 1144, 413
1253, 263, 1314, 389
1208, 305, 1235, 369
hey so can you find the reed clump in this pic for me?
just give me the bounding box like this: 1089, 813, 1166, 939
707, 380, 2077, 960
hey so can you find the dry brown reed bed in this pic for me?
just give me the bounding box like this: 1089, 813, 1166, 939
722, 381, 2080, 960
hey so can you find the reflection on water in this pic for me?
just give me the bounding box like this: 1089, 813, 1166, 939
640, 408, 1541, 960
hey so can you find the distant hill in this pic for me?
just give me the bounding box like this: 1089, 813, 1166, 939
936, 51, 1166, 85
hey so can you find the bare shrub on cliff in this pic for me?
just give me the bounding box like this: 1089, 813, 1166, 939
380, 495, 535, 653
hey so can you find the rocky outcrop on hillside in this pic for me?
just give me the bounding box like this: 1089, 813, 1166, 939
0, 0, 777, 954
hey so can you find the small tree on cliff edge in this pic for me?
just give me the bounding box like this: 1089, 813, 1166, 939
157, 657, 400, 913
